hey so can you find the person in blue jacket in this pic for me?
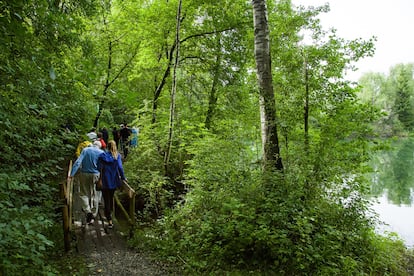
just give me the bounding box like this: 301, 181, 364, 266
98, 140, 127, 228
130, 127, 138, 148
69, 140, 103, 225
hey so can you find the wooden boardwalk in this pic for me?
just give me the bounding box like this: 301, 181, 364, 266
72, 213, 129, 255
59, 162, 179, 275
61, 160, 136, 253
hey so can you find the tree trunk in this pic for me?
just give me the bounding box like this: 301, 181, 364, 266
164, 0, 182, 171
94, 40, 112, 128
252, 0, 283, 171
205, 37, 222, 130
304, 56, 309, 152
93, 40, 137, 128
152, 44, 175, 124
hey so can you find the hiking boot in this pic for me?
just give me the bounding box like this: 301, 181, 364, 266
108, 220, 113, 229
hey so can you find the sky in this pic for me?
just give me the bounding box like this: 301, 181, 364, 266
292, 0, 414, 81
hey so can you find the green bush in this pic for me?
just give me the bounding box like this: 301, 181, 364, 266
123, 125, 174, 220
130, 135, 410, 275
0, 173, 58, 275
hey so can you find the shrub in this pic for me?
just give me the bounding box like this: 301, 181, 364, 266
131, 135, 410, 275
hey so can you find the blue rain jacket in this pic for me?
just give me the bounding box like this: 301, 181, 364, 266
98, 152, 126, 190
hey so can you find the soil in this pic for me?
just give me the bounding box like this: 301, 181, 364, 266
67, 217, 182, 276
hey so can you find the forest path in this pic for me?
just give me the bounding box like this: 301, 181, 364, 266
70, 215, 179, 275
62, 159, 180, 275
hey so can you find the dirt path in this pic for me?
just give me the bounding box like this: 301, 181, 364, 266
72, 218, 180, 276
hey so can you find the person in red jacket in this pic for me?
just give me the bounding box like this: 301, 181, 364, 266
97, 132, 106, 150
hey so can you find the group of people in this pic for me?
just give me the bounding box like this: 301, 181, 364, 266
112, 123, 138, 158
68, 127, 127, 229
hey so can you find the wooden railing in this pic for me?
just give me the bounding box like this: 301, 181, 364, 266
115, 180, 136, 225
61, 161, 136, 252
61, 160, 73, 251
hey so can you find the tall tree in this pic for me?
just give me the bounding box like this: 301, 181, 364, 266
392, 64, 414, 131
252, 0, 283, 171
164, 0, 183, 170
358, 64, 414, 135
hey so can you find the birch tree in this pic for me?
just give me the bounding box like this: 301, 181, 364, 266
252, 0, 283, 171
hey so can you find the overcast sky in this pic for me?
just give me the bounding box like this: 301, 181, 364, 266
292, 0, 414, 81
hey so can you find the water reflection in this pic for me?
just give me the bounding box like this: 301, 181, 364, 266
370, 137, 414, 205
372, 195, 414, 247
369, 137, 414, 247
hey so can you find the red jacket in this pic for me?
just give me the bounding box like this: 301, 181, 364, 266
99, 138, 106, 149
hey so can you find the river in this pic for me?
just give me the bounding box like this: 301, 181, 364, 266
369, 137, 414, 247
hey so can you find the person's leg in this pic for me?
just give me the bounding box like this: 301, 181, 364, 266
92, 190, 102, 218
108, 189, 115, 219
107, 189, 116, 227
120, 139, 124, 154
91, 173, 101, 219
73, 172, 83, 224
79, 173, 92, 214
124, 141, 129, 158
102, 189, 111, 221
102, 189, 116, 227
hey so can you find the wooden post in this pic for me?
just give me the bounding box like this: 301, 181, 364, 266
118, 180, 136, 226
125, 181, 136, 225
61, 160, 73, 252
114, 194, 132, 225
61, 183, 70, 252
67, 179, 73, 231
129, 193, 135, 226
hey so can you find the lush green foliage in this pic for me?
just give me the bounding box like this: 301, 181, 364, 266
130, 134, 409, 274
1, 0, 412, 274
126, 1, 409, 274
0, 0, 99, 274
